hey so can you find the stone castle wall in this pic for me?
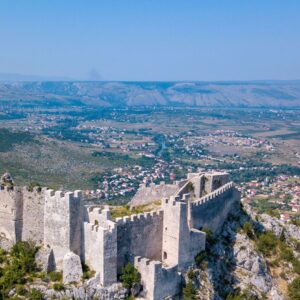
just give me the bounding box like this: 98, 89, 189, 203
115, 210, 164, 273
0, 186, 23, 243
22, 187, 47, 244
0, 171, 240, 300
130, 182, 178, 208
191, 182, 240, 233
44, 190, 83, 269
162, 196, 206, 270
134, 256, 181, 300
83, 207, 117, 286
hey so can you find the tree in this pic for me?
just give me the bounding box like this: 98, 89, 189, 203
183, 281, 196, 300
120, 263, 140, 289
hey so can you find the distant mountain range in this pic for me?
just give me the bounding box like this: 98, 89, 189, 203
0, 80, 300, 108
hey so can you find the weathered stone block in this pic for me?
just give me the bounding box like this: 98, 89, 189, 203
63, 252, 83, 284
35, 246, 55, 273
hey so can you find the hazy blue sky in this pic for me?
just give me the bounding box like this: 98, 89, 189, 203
0, 1, 299, 81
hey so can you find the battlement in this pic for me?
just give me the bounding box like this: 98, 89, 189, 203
115, 209, 163, 225
191, 181, 234, 207
0, 185, 20, 192
0, 185, 22, 218
46, 189, 82, 202
85, 206, 116, 233
84, 221, 116, 234
84, 208, 117, 286
134, 256, 181, 300
135, 256, 163, 271
22, 186, 47, 193
162, 192, 192, 208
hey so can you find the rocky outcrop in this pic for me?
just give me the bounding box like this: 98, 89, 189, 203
245, 204, 300, 242
233, 233, 273, 293
199, 208, 284, 299
26, 281, 128, 300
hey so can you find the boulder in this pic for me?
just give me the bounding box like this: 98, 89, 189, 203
259, 214, 283, 237
35, 246, 55, 273
63, 252, 83, 284
86, 272, 100, 288
285, 224, 300, 241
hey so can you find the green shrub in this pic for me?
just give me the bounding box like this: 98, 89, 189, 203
53, 282, 64, 291
28, 288, 43, 300
48, 271, 63, 282
0, 249, 7, 264
243, 222, 255, 240
37, 272, 47, 280
183, 281, 196, 300
16, 284, 27, 296
82, 263, 96, 280
0, 242, 39, 297
292, 258, 300, 275
186, 182, 195, 193
288, 276, 300, 300
226, 289, 258, 300
256, 231, 278, 256
279, 243, 295, 262
10, 241, 37, 273
202, 228, 216, 247
195, 251, 207, 267
187, 269, 196, 280
28, 182, 41, 192
120, 263, 140, 289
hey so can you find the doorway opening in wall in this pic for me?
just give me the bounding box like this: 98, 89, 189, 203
163, 251, 167, 259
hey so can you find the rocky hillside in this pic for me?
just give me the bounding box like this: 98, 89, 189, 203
1, 81, 300, 108
186, 203, 300, 300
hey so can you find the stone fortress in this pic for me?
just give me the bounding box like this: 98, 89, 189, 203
0, 171, 240, 300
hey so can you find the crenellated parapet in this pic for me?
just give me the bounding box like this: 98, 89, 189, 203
116, 208, 164, 274
190, 181, 240, 233
162, 194, 206, 270
115, 210, 163, 225
0, 185, 23, 242
191, 181, 234, 207
22, 186, 48, 244
84, 207, 117, 286
134, 256, 181, 300
44, 189, 83, 269
0, 185, 22, 219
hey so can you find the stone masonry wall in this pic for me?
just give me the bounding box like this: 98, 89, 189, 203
115, 210, 164, 273
22, 187, 47, 244
83, 207, 117, 286
44, 190, 83, 269
134, 256, 181, 300
191, 182, 240, 233
162, 196, 206, 270
130, 182, 178, 207
0, 186, 23, 243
